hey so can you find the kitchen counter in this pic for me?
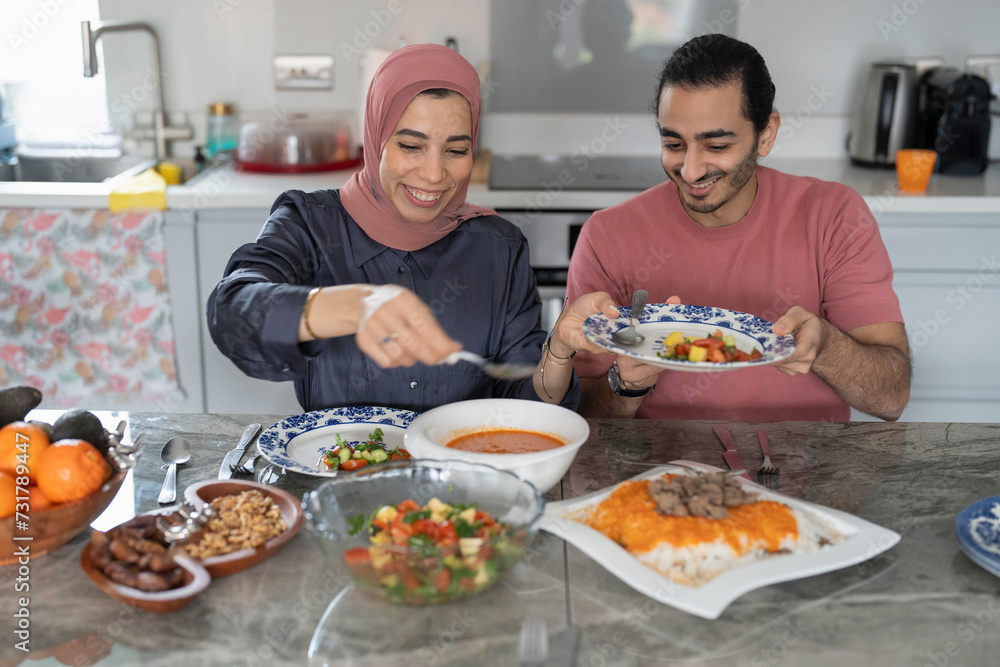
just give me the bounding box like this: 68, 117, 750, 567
168, 157, 1000, 214
3, 413, 999, 665
3, 157, 1000, 214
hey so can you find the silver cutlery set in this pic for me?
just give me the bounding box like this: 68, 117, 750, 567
157, 422, 268, 505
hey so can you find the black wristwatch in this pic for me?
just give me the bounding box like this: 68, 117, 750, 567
608, 362, 652, 398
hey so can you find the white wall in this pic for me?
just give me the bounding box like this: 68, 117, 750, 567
94, 0, 1000, 160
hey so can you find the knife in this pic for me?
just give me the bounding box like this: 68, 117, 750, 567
712, 425, 751, 480
217, 423, 262, 480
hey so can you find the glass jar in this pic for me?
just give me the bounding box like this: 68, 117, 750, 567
205, 102, 238, 158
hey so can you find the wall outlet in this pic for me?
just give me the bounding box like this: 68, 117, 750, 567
274, 55, 334, 90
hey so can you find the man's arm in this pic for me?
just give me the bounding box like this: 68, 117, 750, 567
773, 308, 911, 421
577, 356, 663, 418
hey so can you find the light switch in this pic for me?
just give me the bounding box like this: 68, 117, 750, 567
274, 55, 334, 90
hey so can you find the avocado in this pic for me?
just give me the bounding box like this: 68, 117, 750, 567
0, 386, 43, 428
50, 408, 109, 454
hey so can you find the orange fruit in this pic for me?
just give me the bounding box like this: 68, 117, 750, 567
35, 439, 109, 504
0, 471, 15, 518
28, 484, 53, 512
0, 421, 50, 482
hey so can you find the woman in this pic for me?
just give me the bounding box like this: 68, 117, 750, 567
207, 44, 615, 413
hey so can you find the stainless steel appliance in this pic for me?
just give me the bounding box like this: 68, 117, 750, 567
847, 58, 943, 167
501, 211, 590, 332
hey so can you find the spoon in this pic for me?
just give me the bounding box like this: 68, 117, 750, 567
613, 289, 648, 346
157, 436, 191, 504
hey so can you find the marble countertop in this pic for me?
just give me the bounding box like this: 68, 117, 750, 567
4, 157, 1000, 215
2, 414, 999, 666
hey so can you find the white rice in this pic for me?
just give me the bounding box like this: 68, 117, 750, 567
569, 501, 844, 587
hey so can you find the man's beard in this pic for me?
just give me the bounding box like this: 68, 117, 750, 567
672, 136, 759, 214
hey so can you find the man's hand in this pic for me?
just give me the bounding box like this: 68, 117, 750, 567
770, 306, 829, 376
770, 305, 911, 420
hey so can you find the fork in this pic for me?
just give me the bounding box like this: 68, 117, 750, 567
235, 451, 260, 476
756, 429, 778, 475
517, 618, 549, 667
444, 350, 537, 380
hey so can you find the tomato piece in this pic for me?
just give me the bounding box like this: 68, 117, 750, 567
400, 567, 420, 591
458, 577, 477, 592
430, 568, 451, 593
474, 510, 494, 527
437, 521, 458, 545
734, 349, 752, 362
750, 348, 763, 360
676, 343, 691, 357
708, 348, 726, 363
397, 499, 420, 513
693, 337, 724, 350
340, 458, 369, 471
389, 520, 413, 543
411, 518, 439, 540
343, 547, 371, 566
390, 448, 411, 460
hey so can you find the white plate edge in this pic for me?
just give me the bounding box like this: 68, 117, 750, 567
541, 461, 901, 618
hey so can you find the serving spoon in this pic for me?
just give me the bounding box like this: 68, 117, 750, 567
158, 436, 191, 504
612, 289, 648, 346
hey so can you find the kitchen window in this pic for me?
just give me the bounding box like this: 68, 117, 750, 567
1, 0, 117, 153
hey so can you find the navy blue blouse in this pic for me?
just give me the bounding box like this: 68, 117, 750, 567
206, 189, 579, 413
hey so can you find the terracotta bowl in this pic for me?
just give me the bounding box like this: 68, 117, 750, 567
0, 468, 129, 566
183, 479, 306, 578
80, 526, 211, 613
80, 479, 304, 611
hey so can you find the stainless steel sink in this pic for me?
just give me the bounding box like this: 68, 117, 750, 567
2, 153, 156, 184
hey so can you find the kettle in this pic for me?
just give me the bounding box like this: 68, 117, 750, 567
848, 58, 942, 167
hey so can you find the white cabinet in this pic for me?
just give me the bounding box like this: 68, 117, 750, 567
194, 208, 302, 415
851, 212, 1000, 422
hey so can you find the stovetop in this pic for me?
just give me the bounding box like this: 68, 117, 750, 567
489, 153, 665, 191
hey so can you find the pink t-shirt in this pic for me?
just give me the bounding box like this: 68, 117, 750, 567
566, 166, 903, 421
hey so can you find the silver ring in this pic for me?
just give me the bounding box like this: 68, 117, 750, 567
381, 331, 402, 345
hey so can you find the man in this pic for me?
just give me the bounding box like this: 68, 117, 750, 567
565, 34, 911, 422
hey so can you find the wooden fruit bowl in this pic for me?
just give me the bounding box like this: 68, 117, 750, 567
0, 468, 129, 566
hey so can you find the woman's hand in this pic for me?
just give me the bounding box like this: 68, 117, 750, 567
548, 291, 620, 357
301, 284, 460, 368
354, 286, 461, 368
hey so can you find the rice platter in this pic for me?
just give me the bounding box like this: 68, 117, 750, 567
565, 471, 844, 586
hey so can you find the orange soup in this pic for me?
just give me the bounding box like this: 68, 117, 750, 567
445, 429, 565, 454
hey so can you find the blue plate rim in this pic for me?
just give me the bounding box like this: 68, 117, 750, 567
256, 406, 419, 477
955, 494, 1000, 578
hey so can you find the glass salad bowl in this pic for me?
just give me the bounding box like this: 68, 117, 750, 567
302, 460, 544, 605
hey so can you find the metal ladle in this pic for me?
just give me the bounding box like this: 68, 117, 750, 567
612, 289, 648, 346
157, 436, 191, 504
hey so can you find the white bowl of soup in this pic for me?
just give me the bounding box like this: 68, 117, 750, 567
403, 399, 590, 492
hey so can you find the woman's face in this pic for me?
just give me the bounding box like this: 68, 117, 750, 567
379, 93, 474, 225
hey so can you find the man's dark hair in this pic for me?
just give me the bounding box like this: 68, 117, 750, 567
654, 34, 775, 134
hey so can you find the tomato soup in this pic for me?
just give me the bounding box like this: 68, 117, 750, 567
445, 429, 566, 454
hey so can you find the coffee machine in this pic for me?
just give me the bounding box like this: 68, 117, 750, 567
916, 67, 993, 174
848, 58, 943, 167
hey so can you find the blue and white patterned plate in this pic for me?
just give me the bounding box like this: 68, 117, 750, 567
955, 495, 1000, 579
257, 406, 418, 477
582, 303, 796, 373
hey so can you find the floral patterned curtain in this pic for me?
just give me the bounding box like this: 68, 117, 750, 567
0, 208, 184, 409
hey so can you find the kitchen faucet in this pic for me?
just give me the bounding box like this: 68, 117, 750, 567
81, 20, 192, 161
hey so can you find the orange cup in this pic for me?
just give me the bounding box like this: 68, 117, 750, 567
896, 149, 937, 193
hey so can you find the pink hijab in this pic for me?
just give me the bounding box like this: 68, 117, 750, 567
340, 44, 496, 251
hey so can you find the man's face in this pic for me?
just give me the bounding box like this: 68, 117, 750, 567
656, 80, 778, 227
